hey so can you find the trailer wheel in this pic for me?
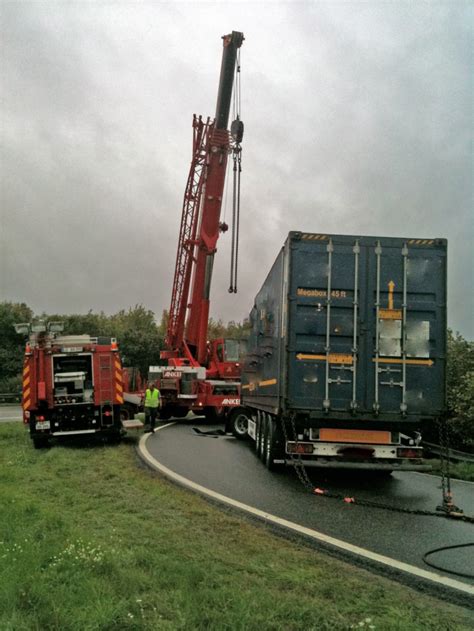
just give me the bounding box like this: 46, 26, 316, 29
255, 414, 261, 455
259, 413, 268, 462
256, 412, 264, 459
257, 413, 264, 460
264, 416, 282, 471
230, 409, 249, 440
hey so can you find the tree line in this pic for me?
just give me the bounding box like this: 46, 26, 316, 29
0, 300, 472, 451
0, 301, 251, 393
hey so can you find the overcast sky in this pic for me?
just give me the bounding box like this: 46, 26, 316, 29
1, 2, 472, 337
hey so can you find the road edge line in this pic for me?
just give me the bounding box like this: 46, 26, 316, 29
138, 426, 474, 597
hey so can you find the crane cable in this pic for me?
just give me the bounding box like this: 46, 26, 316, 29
229, 50, 242, 294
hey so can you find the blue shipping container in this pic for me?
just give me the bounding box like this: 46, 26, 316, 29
242, 231, 447, 429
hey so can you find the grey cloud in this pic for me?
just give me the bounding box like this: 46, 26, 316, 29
1, 3, 472, 337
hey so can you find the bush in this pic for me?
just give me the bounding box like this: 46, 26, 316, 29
446, 330, 474, 452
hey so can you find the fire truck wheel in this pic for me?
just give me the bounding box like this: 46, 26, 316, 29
33, 436, 50, 449
107, 431, 122, 445
120, 407, 130, 422
229, 409, 249, 440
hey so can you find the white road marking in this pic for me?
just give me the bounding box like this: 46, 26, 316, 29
139, 424, 474, 597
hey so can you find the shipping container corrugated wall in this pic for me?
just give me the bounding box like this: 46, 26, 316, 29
242, 231, 447, 423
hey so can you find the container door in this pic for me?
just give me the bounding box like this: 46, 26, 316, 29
362, 239, 446, 417
287, 236, 366, 412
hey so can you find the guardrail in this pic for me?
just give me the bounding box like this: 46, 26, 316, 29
423, 441, 474, 463
0, 393, 22, 404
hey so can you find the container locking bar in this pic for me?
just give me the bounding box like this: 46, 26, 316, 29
351, 240, 360, 411
373, 241, 382, 414
400, 243, 409, 414
323, 239, 334, 410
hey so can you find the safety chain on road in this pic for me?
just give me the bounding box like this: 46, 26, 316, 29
279, 414, 474, 525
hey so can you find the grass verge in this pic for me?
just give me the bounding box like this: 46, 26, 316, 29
0, 422, 472, 630
426, 459, 474, 482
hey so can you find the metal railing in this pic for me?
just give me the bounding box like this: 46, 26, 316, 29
423, 441, 474, 463
0, 393, 22, 403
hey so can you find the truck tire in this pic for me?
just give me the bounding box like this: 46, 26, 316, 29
229, 408, 249, 440
203, 407, 226, 423
264, 415, 282, 471
107, 431, 122, 445
256, 412, 264, 459
255, 413, 261, 455
32, 436, 50, 449
259, 413, 268, 462
159, 407, 172, 421
120, 404, 136, 422
171, 408, 189, 419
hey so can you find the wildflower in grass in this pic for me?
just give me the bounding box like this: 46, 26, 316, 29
349, 619, 376, 630
46, 538, 105, 569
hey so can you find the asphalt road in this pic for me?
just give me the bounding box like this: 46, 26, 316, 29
144, 419, 474, 592
0, 405, 22, 421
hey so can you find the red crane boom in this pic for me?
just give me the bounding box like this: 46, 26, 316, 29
164, 31, 243, 365
156, 31, 244, 421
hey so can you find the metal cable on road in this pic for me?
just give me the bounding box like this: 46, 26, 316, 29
309, 486, 474, 524
280, 415, 474, 525
422, 543, 474, 579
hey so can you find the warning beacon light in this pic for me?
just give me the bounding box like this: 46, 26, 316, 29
14, 323, 31, 335
48, 321, 64, 333
31, 320, 47, 333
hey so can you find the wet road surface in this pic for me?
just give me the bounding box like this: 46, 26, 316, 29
144, 419, 474, 591
0, 406, 22, 422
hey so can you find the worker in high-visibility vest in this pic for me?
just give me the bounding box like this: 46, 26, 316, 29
144, 382, 161, 433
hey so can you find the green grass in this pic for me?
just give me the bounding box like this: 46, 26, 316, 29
0, 422, 472, 631
427, 459, 474, 482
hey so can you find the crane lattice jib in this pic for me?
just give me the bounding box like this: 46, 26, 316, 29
185, 126, 231, 365
166, 115, 213, 351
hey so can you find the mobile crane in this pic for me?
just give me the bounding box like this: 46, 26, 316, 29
151, 31, 245, 426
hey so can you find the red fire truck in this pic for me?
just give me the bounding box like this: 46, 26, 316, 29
154, 31, 246, 424
15, 321, 142, 448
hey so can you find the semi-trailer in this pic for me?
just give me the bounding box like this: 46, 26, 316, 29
230, 231, 447, 472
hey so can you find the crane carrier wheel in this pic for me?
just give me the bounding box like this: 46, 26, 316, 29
160, 406, 189, 420
229, 407, 250, 440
